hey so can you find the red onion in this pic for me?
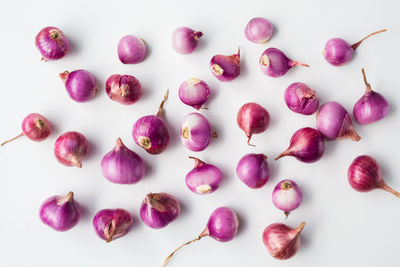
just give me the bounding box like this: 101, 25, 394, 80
181, 112, 216, 152
284, 82, 319, 115
162, 207, 238, 266
317, 101, 361, 141
323, 29, 387, 66
237, 102, 270, 146
101, 138, 145, 184
35, 26, 70, 61
105, 74, 142, 105
236, 153, 269, 189
93, 209, 133, 242
39, 192, 81, 231
1, 113, 51, 146
353, 68, 389, 125
178, 78, 210, 110
244, 17, 274, 44
132, 90, 170, 154
140, 192, 180, 229
172, 27, 203, 54
262, 222, 306, 260
348, 155, 400, 198
185, 156, 222, 194
54, 131, 89, 168
60, 70, 97, 103
259, 48, 309, 78
272, 180, 303, 217
275, 127, 324, 163
210, 48, 240, 82
117, 35, 146, 64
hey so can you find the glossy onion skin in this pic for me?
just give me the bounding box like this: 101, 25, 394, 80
353, 90, 389, 125
180, 113, 213, 152
93, 209, 133, 242
210, 50, 240, 82
105, 74, 142, 105
323, 38, 353, 66
347, 155, 383, 192
206, 207, 239, 242
172, 27, 203, 54
35, 26, 70, 60
101, 138, 146, 184
60, 70, 97, 103
237, 102, 270, 144
54, 131, 89, 167
22, 113, 52, 141
132, 115, 170, 155
244, 17, 274, 44
185, 158, 222, 194
139, 193, 180, 229
284, 82, 319, 115
272, 180, 303, 214
259, 48, 308, 78
118, 35, 146, 64
39, 192, 81, 231
236, 153, 269, 188
178, 78, 210, 110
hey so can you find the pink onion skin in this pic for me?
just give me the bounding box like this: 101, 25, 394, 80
259, 48, 309, 78
178, 78, 210, 110
172, 27, 203, 54
117, 35, 146, 64
60, 70, 97, 103
353, 69, 389, 125
54, 131, 89, 168
244, 17, 274, 44
140, 193, 180, 229
237, 102, 270, 145
101, 138, 145, 184
210, 49, 240, 82
323, 29, 387, 66
105, 74, 142, 105
275, 127, 324, 163
262, 222, 305, 260
272, 180, 303, 217
236, 153, 269, 189
39, 192, 81, 232
317, 101, 361, 141
35, 26, 70, 61
93, 209, 133, 242
181, 113, 214, 152
284, 82, 319, 115
132, 91, 170, 154
185, 157, 222, 194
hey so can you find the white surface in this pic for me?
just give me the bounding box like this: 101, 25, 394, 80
1, 0, 399, 266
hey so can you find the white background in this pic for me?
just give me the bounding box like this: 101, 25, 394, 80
1, 0, 399, 266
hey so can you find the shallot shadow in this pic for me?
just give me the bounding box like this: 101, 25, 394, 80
127, 213, 141, 235
238, 48, 249, 79
143, 157, 154, 177
139, 84, 152, 102
235, 209, 247, 236
320, 139, 339, 160
194, 33, 207, 53
376, 155, 394, 184
86, 138, 100, 161
78, 202, 92, 221
142, 38, 152, 61
162, 115, 180, 151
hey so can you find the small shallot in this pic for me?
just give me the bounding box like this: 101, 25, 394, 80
54, 131, 89, 168
35, 26, 70, 61
178, 78, 210, 110
272, 180, 303, 217
118, 35, 146, 64
181, 112, 216, 152
236, 153, 269, 188
172, 27, 203, 54
284, 82, 319, 115
244, 17, 274, 44
210, 49, 240, 82
105, 74, 142, 105
237, 102, 270, 146
185, 156, 222, 194
93, 209, 133, 242
60, 70, 97, 103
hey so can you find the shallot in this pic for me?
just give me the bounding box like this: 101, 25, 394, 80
60, 70, 97, 103
162, 207, 238, 266
323, 29, 387, 66
259, 48, 309, 78
210, 49, 240, 82
1, 113, 51, 146
272, 180, 303, 217
275, 127, 324, 163
132, 90, 170, 154
181, 112, 216, 152
353, 68, 389, 124
35, 26, 70, 61
348, 155, 400, 198
172, 27, 203, 54
185, 156, 222, 194
105, 74, 142, 105
237, 102, 270, 146
317, 101, 361, 141
178, 78, 210, 110
236, 153, 269, 188
284, 82, 319, 115
54, 131, 89, 168
93, 209, 133, 242
39, 192, 81, 231
262, 222, 306, 260
118, 35, 146, 64
244, 17, 274, 44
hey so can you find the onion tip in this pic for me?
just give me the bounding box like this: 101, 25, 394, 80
351, 29, 387, 51
156, 90, 169, 117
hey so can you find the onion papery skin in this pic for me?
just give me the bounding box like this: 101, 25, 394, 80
101, 138, 145, 184
35, 26, 70, 61
60, 70, 97, 103
185, 157, 222, 194
236, 153, 269, 189
105, 74, 142, 105
39, 192, 81, 231
93, 209, 133, 242
181, 113, 213, 152
140, 193, 180, 229
206, 207, 239, 242
210, 49, 240, 82
172, 27, 203, 54
244, 17, 274, 44
22, 113, 51, 141
317, 101, 361, 141
272, 180, 303, 216
348, 155, 383, 192
284, 82, 319, 115
118, 35, 146, 64
275, 127, 324, 163
323, 38, 353, 66
178, 78, 210, 110
132, 115, 169, 154
237, 102, 270, 145
54, 131, 89, 168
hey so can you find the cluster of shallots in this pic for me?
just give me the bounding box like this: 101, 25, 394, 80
2, 13, 396, 267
